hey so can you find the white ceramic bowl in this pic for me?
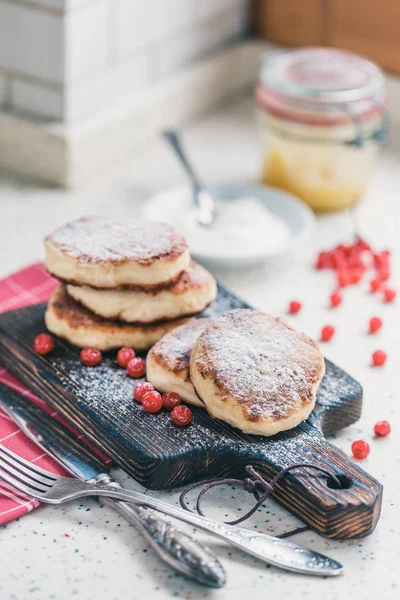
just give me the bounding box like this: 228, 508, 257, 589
143, 183, 316, 268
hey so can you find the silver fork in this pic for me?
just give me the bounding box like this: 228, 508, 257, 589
0, 443, 343, 576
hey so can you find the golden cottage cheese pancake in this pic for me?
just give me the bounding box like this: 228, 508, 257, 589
66, 261, 217, 324
190, 309, 325, 436
146, 318, 213, 407
45, 286, 191, 351
45, 217, 190, 289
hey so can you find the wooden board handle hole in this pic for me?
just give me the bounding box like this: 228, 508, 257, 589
326, 474, 353, 490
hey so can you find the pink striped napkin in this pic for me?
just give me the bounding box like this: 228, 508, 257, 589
0, 263, 111, 525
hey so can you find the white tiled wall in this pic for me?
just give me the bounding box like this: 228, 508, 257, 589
64, 1, 110, 80
0, 72, 8, 106
65, 52, 153, 122
116, 0, 200, 58
22, 1, 94, 10
0, 2, 64, 82
11, 78, 63, 120
196, 0, 248, 22
159, 2, 249, 79
0, 0, 250, 122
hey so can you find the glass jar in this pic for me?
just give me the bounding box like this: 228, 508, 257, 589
255, 48, 388, 212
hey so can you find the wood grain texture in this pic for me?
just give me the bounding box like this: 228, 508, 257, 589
0, 285, 382, 539
254, 0, 400, 73
330, 0, 400, 74
253, 0, 325, 46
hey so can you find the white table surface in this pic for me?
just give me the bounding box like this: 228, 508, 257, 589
0, 96, 399, 600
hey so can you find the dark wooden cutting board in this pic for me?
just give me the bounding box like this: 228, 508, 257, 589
0, 285, 382, 540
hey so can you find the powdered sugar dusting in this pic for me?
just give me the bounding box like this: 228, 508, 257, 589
193, 309, 324, 422
176, 261, 214, 289
47, 217, 188, 265
53, 354, 227, 453
150, 318, 212, 374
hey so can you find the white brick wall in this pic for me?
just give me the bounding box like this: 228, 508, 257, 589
196, 0, 245, 21
0, 0, 249, 122
0, 2, 64, 82
0, 72, 9, 106
64, 1, 111, 80
11, 78, 63, 120
159, 3, 248, 79
22, 1, 94, 10
115, 0, 200, 58
15, 1, 65, 11
65, 52, 153, 122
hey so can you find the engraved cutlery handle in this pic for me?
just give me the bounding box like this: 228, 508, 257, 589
85, 480, 343, 577
101, 497, 225, 588
91, 471, 226, 589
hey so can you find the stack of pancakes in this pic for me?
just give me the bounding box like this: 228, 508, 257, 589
44, 217, 217, 351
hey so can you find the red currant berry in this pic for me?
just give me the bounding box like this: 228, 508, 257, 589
337, 270, 351, 288
347, 254, 362, 269
170, 405, 192, 427
350, 266, 364, 284
374, 251, 390, 269
372, 350, 387, 367
383, 288, 396, 303
369, 317, 382, 334
321, 325, 335, 342
355, 237, 371, 252
370, 278, 381, 293
315, 251, 331, 269
162, 392, 181, 412
142, 390, 163, 413
80, 347, 102, 367
351, 440, 370, 459
116, 347, 136, 368
33, 333, 54, 356
126, 357, 146, 378
374, 420, 391, 437
331, 252, 346, 270
133, 382, 154, 403
315, 255, 324, 269
330, 291, 342, 308
378, 267, 390, 282
288, 301, 302, 315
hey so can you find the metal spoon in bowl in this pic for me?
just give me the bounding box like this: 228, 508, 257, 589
162, 130, 215, 227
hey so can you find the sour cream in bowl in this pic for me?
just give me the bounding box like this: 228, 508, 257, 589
143, 184, 315, 268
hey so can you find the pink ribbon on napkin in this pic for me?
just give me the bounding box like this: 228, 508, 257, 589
0, 263, 111, 525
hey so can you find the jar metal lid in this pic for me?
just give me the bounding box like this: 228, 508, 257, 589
257, 47, 386, 124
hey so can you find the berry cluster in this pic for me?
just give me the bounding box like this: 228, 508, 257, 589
288, 236, 394, 365
315, 238, 396, 302
315, 238, 393, 364
133, 383, 192, 426
115, 349, 192, 426
116, 346, 146, 377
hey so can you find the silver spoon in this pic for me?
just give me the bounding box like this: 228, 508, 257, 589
162, 130, 215, 227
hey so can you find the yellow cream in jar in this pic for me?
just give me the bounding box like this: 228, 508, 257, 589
256, 48, 387, 212
262, 150, 366, 212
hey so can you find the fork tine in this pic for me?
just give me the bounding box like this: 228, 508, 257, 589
0, 465, 46, 497
0, 456, 50, 493
0, 450, 53, 489
0, 444, 57, 480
